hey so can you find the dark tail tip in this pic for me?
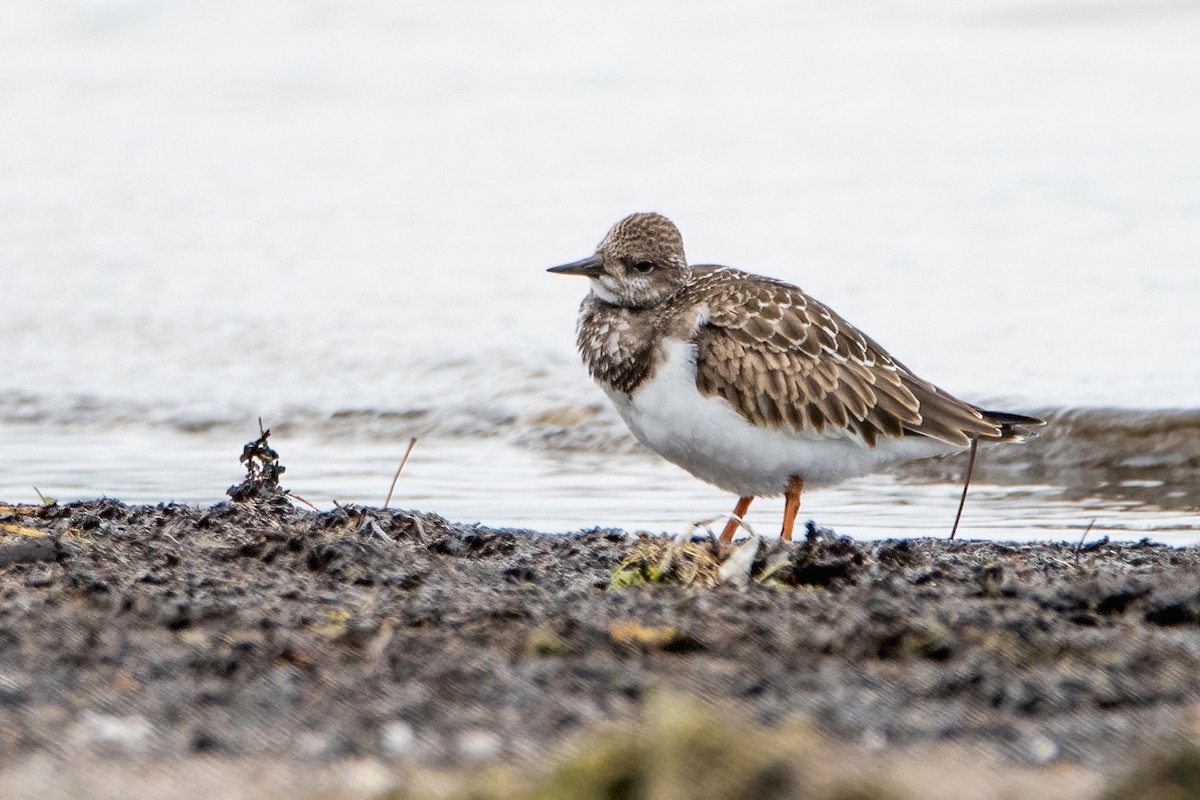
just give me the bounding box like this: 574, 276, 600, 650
981, 409, 1047, 441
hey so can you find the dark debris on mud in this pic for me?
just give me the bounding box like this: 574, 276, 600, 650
1, 498, 1200, 771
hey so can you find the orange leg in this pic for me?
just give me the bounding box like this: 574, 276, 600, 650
719, 496, 754, 543
780, 476, 804, 541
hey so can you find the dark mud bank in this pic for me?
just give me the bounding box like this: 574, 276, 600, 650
1, 499, 1199, 770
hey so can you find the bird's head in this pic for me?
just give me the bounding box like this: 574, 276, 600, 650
548, 212, 690, 308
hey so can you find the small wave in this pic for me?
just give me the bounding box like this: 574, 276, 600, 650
3, 391, 1198, 508
0, 391, 260, 436
898, 407, 1200, 510
942, 406, 1200, 478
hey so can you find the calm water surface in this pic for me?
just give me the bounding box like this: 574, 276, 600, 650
2, 0, 1199, 541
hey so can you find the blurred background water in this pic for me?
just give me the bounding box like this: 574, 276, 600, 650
2, 0, 1199, 541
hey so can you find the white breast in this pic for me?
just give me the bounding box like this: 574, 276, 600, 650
606, 339, 961, 497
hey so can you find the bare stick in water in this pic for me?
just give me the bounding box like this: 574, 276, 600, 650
1074, 519, 1098, 563
383, 438, 418, 510
949, 438, 979, 540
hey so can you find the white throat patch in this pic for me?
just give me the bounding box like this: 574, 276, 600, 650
589, 278, 623, 305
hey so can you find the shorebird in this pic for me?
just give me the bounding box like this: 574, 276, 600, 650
549, 212, 1043, 542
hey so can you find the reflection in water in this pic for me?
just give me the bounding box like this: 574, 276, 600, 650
899, 406, 1200, 516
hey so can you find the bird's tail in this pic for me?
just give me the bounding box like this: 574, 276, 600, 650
980, 410, 1046, 442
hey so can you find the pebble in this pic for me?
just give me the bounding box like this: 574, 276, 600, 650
1026, 734, 1059, 765
457, 729, 502, 761
380, 720, 416, 757
75, 711, 155, 753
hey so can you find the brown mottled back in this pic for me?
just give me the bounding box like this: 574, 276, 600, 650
562, 212, 1035, 449
684, 267, 1004, 447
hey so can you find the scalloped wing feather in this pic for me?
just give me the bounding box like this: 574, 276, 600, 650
688, 267, 1002, 448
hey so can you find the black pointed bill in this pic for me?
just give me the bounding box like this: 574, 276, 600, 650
547, 254, 604, 277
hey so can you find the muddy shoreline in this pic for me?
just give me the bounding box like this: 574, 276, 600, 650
2, 497, 1200, 797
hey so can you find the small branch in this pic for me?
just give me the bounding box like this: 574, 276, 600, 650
370, 519, 394, 545
383, 438, 418, 510
1074, 520, 1107, 563
411, 514, 428, 544
285, 491, 320, 512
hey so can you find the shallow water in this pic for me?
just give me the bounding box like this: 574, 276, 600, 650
5, 422, 1200, 545
2, 0, 1199, 540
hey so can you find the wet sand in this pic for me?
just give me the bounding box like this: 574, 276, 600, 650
2, 495, 1200, 799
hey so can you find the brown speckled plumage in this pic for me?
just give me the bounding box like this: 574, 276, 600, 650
570, 241, 1027, 449
684, 266, 1004, 447
575, 290, 696, 396
550, 212, 1044, 540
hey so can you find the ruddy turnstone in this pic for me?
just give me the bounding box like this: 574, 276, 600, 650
549, 212, 1044, 542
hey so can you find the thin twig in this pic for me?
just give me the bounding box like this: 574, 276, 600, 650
286, 491, 320, 512
367, 519, 395, 545
383, 438, 418, 510
688, 515, 725, 537
949, 438, 979, 540
692, 512, 757, 545
1074, 519, 1096, 556
705, 528, 722, 558
1074, 519, 1103, 564
33, 487, 48, 505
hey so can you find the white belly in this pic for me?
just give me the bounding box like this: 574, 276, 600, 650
606, 339, 961, 497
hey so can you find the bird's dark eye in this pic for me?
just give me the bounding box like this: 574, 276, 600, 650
633, 261, 655, 273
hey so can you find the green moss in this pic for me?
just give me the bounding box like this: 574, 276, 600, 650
609, 537, 731, 589
610, 562, 667, 589
530, 693, 808, 800
1103, 738, 1200, 800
